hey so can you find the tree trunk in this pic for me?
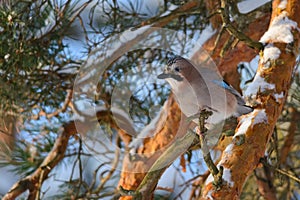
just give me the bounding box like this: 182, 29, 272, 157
117, 2, 275, 200
201, 0, 300, 199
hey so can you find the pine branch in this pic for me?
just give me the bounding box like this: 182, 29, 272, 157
2, 121, 78, 200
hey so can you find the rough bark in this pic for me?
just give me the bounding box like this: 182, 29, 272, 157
199, 13, 270, 90
205, 0, 222, 29
118, 95, 185, 200
201, 0, 300, 199
118, 3, 272, 200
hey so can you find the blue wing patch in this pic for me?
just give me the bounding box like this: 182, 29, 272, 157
212, 80, 232, 90
212, 80, 253, 114
212, 80, 246, 105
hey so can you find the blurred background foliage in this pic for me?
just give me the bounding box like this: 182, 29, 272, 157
0, 0, 299, 199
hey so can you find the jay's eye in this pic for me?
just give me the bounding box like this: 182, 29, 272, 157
174, 67, 180, 72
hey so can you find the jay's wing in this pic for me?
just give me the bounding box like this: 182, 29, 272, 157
212, 80, 253, 115
212, 80, 245, 104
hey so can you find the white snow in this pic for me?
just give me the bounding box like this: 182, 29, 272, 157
261, 44, 281, 68
234, 113, 253, 137
4, 54, 10, 61
244, 73, 275, 98
234, 109, 268, 137
7, 14, 12, 22
222, 167, 234, 187
274, 92, 285, 102
260, 11, 298, 43
204, 165, 234, 188
160, 4, 178, 17
206, 189, 214, 200
278, 0, 288, 9
205, 174, 214, 186
224, 143, 234, 155
253, 109, 268, 125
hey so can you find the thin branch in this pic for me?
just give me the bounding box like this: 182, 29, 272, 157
133, 0, 201, 29
2, 121, 79, 200
198, 109, 223, 189
31, 89, 73, 120
219, 0, 264, 51
260, 158, 300, 184
280, 108, 299, 165
94, 135, 120, 194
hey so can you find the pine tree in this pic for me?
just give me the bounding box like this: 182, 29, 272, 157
1, 0, 299, 199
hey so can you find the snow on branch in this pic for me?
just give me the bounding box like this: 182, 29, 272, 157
260, 11, 299, 43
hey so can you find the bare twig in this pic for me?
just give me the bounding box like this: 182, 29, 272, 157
198, 109, 223, 189
31, 89, 73, 120
260, 158, 300, 184
94, 135, 120, 194
280, 108, 299, 165
2, 121, 79, 200
219, 0, 264, 51
133, 0, 201, 29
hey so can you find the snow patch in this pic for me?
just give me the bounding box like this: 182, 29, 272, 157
260, 11, 298, 43
204, 166, 234, 188
222, 167, 234, 187
253, 109, 268, 125
205, 174, 214, 186
274, 92, 285, 102
244, 73, 275, 98
234, 109, 268, 137
160, 4, 178, 17
278, 0, 287, 9
224, 143, 234, 155
261, 44, 281, 67
206, 189, 214, 200
4, 54, 10, 61
72, 113, 85, 122
235, 114, 253, 137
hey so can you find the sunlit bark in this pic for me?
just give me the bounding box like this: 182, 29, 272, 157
201, 0, 300, 199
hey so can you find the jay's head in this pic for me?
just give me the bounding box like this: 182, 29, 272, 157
157, 56, 195, 82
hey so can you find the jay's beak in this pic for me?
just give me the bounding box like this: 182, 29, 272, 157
157, 73, 169, 79
158, 73, 183, 81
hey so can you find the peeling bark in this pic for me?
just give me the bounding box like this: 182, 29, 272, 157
199, 13, 270, 90
118, 3, 274, 200
118, 95, 186, 200
201, 0, 300, 199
